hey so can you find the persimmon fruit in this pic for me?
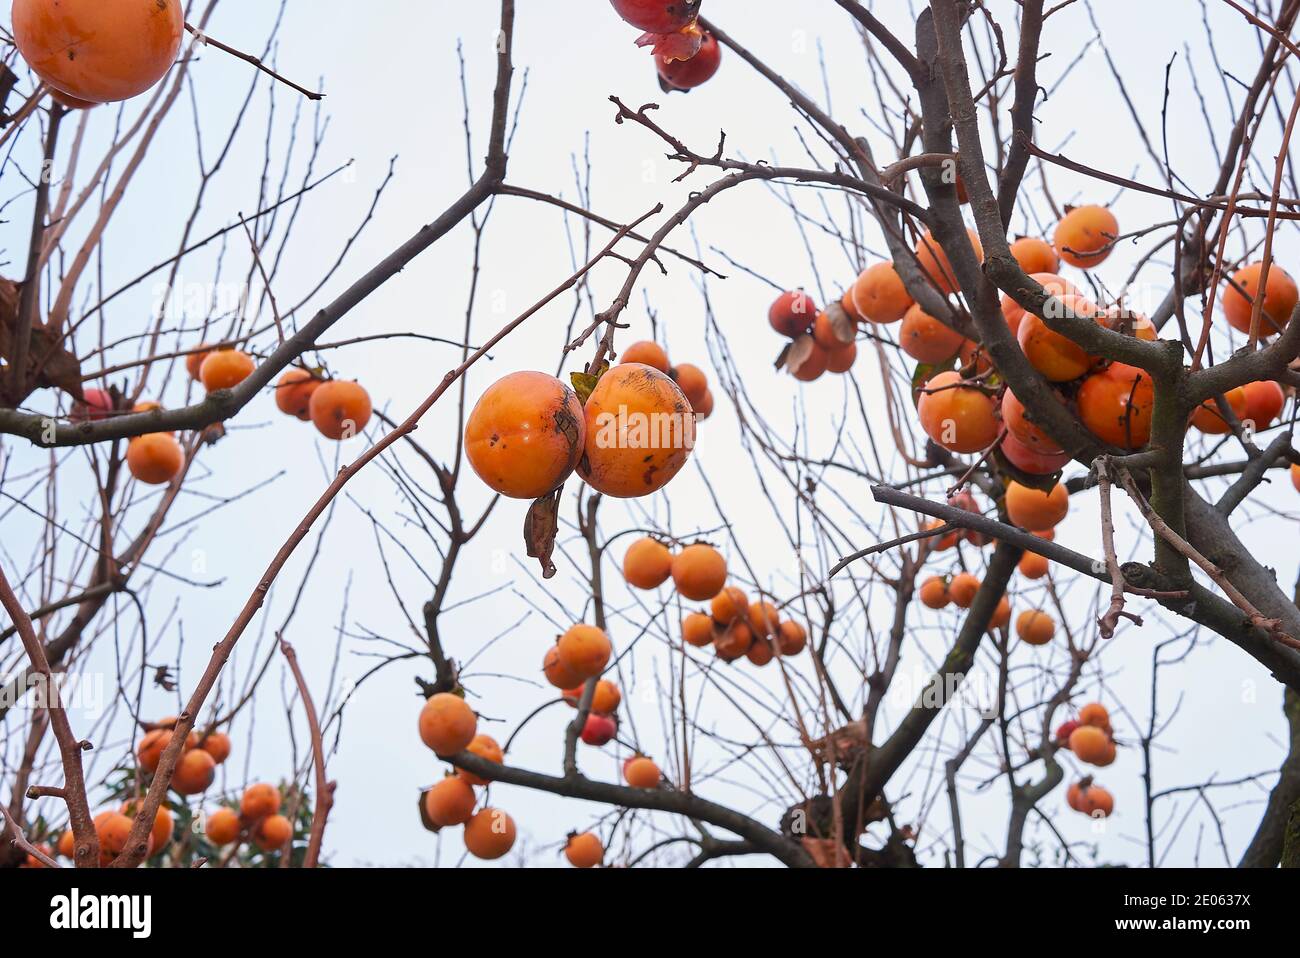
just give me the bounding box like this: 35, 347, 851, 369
564, 832, 604, 868
671, 543, 726, 601
621, 340, 670, 372
1016, 609, 1055, 645
544, 646, 583, 688
610, 0, 701, 33
623, 756, 661, 789
777, 620, 807, 655
1191, 387, 1248, 435
1223, 262, 1298, 335
915, 228, 982, 295
623, 537, 673, 590
240, 783, 281, 820
919, 576, 950, 609
310, 379, 374, 441
425, 776, 477, 827
459, 734, 505, 787
658, 29, 720, 89
581, 712, 618, 746
205, 807, 241, 846
1005, 481, 1068, 530
126, 433, 184, 485
1018, 551, 1049, 579
199, 731, 231, 764
918, 370, 999, 454
851, 262, 913, 324
1053, 205, 1119, 269
13, 0, 184, 103
710, 586, 748, 625
254, 814, 292, 852
1078, 702, 1111, 729
747, 600, 779, 638
199, 349, 256, 392
900, 305, 964, 363
1078, 362, 1155, 449
769, 290, 817, 337
1001, 388, 1064, 455
682, 612, 715, 647
1001, 273, 1079, 335
464, 808, 517, 860
418, 693, 478, 756
171, 748, 216, 795
1010, 237, 1060, 275
274, 368, 321, 420
1069, 725, 1113, 765
1242, 380, 1285, 430
948, 572, 980, 609
1017, 294, 1098, 381
1067, 782, 1114, 817
557, 624, 612, 681
713, 620, 753, 661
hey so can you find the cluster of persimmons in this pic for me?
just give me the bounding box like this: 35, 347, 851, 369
1057, 703, 1119, 818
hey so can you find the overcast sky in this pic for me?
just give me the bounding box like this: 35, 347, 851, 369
3, 0, 1298, 868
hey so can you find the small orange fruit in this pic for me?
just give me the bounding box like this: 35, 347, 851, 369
309, 379, 373, 441
621, 340, 670, 372
919, 576, 950, 609
1068, 725, 1113, 765
713, 620, 753, 662
199, 731, 231, 764
1018, 551, 1049, 579
459, 734, 505, 787
746, 637, 775, 667
623, 756, 661, 789
1078, 362, 1155, 449
253, 814, 293, 852
418, 693, 478, 756
95, 811, 133, 856
185, 345, 213, 381
1005, 482, 1068, 531
1053, 205, 1119, 269
137, 729, 172, 772
710, 586, 748, 625
1017, 294, 1098, 381
557, 625, 613, 681
170, 748, 216, 795
671, 544, 727, 601
240, 783, 282, 820
274, 368, 322, 420
544, 646, 584, 688
914, 228, 982, 295
205, 807, 241, 846
674, 363, 710, 408
989, 595, 1012, 631
1010, 237, 1060, 275
683, 613, 715, 648
464, 808, 517, 860
623, 537, 674, 590
1241, 380, 1286, 430
425, 776, 477, 826
1078, 702, 1111, 728
851, 262, 914, 324
918, 370, 1000, 454
199, 349, 256, 392
126, 433, 184, 485
1222, 262, 1299, 335
948, 572, 981, 609
900, 305, 965, 363
564, 832, 604, 868
777, 620, 807, 655
747, 600, 780, 638
1191, 387, 1249, 435
1016, 609, 1055, 646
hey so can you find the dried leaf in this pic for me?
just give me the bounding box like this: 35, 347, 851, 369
783, 333, 816, 377
822, 301, 857, 346
416, 790, 441, 834
570, 363, 607, 405
524, 487, 563, 579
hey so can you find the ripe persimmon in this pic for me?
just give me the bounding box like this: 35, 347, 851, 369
418, 693, 478, 756
948, 572, 981, 609
95, 810, 133, 856
813, 307, 855, 350
170, 748, 216, 795
185, 345, 213, 381
826, 341, 857, 374
199, 349, 256, 392
671, 543, 726, 601
1001, 388, 1064, 455
578, 363, 695, 497
851, 262, 913, 324
747, 600, 779, 638
919, 576, 950, 609
915, 228, 982, 295
199, 732, 231, 764
1017, 295, 1098, 381
769, 290, 817, 337
1223, 262, 1299, 334
570, 680, 621, 715
126, 433, 184, 485
1067, 782, 1114, 817
713, 620, 753, 661
621, 340, 670, 373
564, 832, 604, 868
581, 712, 617, 746
682, 612, 715, 647
1078, 362, 1155, 449
900, 305, 964, 363
464, 371, 588, 499
205, 807, 241, 846
918, 370, 1000, 454
137, 729, 171, 772
425, 776, 477, 827
1078, 702, 1110, 729
253, 814, 292, 852
13, 0, 184, 103
790, 340, 829, 381
777, 619, 807, 655
1001, 432, 1071, 475
710, 586, 748, 625
57, 829, 75, 858
274, 368, 321, 420
1292, 462, 1300, 493
1018, 551, 1049, 579
623, 537, 673, 590
624, 756, 661, 789
1005, 481, 1068, 530
307, 378, 372, 441
989, 595, 1012, 631
1068, 725, 1112, 765
611, 0, 701, 33
1001, 273, 1080, 335
120, 801, 174, 853
1016, 609, 1055, 645
1010, 237, 1060, 275
51, 89, 98, 110
694, 389, 715, 420
1191, 387, 1248, 435
746, 636, 775, 667
658, 30, 720, 89
558, 624, 612, 681
674, 363, 710, 408
1242, 380, 1285, 430
464, 808, 517, 860
544, 645, 584, 688
1053, 205, 1118, 269
240, 783, 281, 820
460, 733, 505, 786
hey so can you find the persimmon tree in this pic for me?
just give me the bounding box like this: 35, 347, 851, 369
3, 0, 1300, 871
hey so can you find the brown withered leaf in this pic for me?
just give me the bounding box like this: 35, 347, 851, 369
524, 486, 563, 579
570, 362, 608, 405
822, 301, 857, 346
782, 333, 816, 376
0, 277, 85, 402
416, 789, 442, 834
807, 718, 869, 769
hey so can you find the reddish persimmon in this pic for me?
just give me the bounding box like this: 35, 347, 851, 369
671, 544, 727, 601
310, 379, 373, 441
777, 619, 807, 655
581, 713, 618, 746
578, 363, 695, 497
900, 305, 965, 363
746, 637, 774, 666
918, 370, 1000, 454
624, 756, 661, 789
1242, 380, 1286, 430
199, 731, 231, 765
710, 586, 748, 625
919, 576, 950, 609
274, 368, 321, 420
1018, 551, 1049, 579
1053, 205, 1119, 269
657, 29, 720, 89
13, 0, 184, 103
1001, 388, 1064, 455
1078, 362, 1155, 449
948, 573, 980, 609
769, 290, 818, 337
544, 644, 588, 688
1016, 609, 1055, 646
1005, 481, 1068, 530
171, 748, 216, 795
790, 340, 829, 382
1067, 782, 1114, 817
557, 624, 613, 681
623, 537, 674, 590
825, 341, 857, 374
1191, 387, 1249, 435
682, 612, 715, 648
185, 345, 212, 381
914, 228, 982, 295
199, 349, 256, 392
418, 693, 478, 756
713, 620, 753, 662
564, 832, 604, 868
1223, 262, 1299, 335
1010, 237, 1060, 275
851, 262, 914, 324
1292, 462, 1300, 493
1001, 432, 1071, 475
425, 776, 477, 827
610, 0, 701, 33
205, 807, 241, 846
126, 433, 184, 485
253, 814, 292, 852
674, 363, 710, 408
464, 808, 517, 860
621, 341, 670, 372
